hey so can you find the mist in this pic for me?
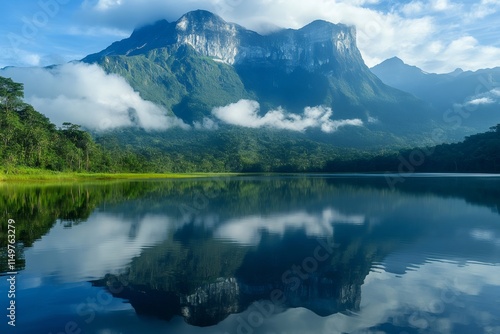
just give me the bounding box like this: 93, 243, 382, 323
1, 62, 188, 131
212, 99, 363, 133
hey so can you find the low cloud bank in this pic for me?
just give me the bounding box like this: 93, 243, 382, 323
212, 99, 363, 133
465, 89, 500, 106
1, 62, 188, 131
1, 65, 364, 133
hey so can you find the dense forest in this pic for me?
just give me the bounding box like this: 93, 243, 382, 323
0, 75, 499, 174
0, 76, 113, 172
325, 125, 500, 173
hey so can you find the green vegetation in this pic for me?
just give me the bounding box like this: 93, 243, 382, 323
98, 46, 252, 123
324, 124, 500, 173
0, 76, 113, 173
0, 167, 236, 182
1, 75, 498, 176
94, 127, 354, 173
0, 75, 348, 175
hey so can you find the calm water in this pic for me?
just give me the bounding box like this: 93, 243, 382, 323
1, 175, 500, 334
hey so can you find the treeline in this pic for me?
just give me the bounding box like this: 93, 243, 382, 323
0, 76, 114, 172
1, 75, 499, 174
0, 75, 343, 173
324, 124, 500, 173
95, 127, 347, 173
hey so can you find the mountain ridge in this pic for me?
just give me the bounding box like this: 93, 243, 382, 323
371, 57, 500, 133
83, 9, 438, 143
84, 9, 361, 72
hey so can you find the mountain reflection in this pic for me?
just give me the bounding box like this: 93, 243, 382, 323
2, 175, 500, 330
88, 177, 500, 327
93, 228, 374, 326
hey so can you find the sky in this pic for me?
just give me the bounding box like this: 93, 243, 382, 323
1, 0, 500, 73
1, 0, 500, 131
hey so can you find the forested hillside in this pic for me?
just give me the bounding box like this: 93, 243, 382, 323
0, 75, 344, 173
1, 75, 498, 175
0, 76, 113, 172
325, 125, 500, 173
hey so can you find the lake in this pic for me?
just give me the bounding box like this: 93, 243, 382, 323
1, 174, 500, 334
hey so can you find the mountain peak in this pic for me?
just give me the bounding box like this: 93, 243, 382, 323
178, 10, 225, 24
302, 19, 335, 29
372, 57, 423, 74
448, 68, 463, 77
386, 56, 405, 65
180, 9, 224, 21
131, 19, 170, 36
83, 10, 362, 69
301, 19, 350, 30
373, 57, 406, 68
176, 10, 230, 32
299, 19, 355, 39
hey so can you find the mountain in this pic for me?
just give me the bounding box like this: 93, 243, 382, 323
371, 57, 500, 133
370, 57, 447, 95
83, 10, 440, 145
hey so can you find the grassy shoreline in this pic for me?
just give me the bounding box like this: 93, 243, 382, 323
0, 168, 239, 182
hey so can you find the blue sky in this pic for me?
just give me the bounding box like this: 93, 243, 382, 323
1, 0, 500, 72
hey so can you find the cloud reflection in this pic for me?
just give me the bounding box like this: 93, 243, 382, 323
213, 208, 366, 245
23, 212, 170, 283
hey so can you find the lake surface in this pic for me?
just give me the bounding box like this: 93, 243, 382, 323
1, 175, 500, 334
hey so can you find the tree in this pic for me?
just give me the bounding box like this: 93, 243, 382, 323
0, 77, 24, 113
490, 124, 500, 133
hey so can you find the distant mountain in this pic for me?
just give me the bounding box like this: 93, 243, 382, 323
371, 57, 500, 133
83, 10, 439, 145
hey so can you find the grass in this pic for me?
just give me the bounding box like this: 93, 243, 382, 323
0, 167, 239, 182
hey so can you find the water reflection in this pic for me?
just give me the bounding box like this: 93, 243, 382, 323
1, 176, 500, 333
24, 213, 170, 282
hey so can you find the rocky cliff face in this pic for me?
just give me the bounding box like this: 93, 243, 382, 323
174, 11, 240, 65
238, 20, 361, 73
82, 9, 438, 141
84, 10, 362, 73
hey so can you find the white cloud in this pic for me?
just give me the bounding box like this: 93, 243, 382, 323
0, 62, 188, 131
193, 117, 219, 130
212, 99, 363, 133
401, 0, 460, 16
96, 0, 123, 11
401, 1, 425, 16
431, 0, 457, 12
397, 34, 500, 73
0, 48, 44, 68
324, 260, 500, 334
468, 97, 494, 105
75, 0, 500, 73
468, 0, 500, 19
459, 88, 500, 108
1, 0, 499, 73
24, 212, 170, 282
213, 208, 365, 245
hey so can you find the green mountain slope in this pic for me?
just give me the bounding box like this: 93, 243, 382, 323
83, 10, 442, 145
371, 57, 500, 134
98, 45, 253, 123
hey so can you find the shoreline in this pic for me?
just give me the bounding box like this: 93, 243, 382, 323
1, 169, 499, 183
0, 170, 241, 182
